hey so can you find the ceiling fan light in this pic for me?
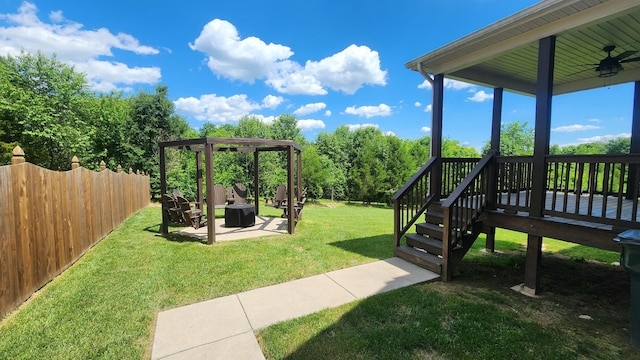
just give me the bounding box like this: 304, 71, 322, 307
598, 62, 622, 77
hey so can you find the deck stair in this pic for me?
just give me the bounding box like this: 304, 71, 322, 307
395, 202, 483, 275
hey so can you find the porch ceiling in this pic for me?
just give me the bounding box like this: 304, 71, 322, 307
406, 0, 640, 96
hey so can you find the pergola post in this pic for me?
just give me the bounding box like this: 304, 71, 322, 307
253, 151, 260, 215
287, 145, 295, 234
524, 35, 556, 296
205, 142, 215, 244
196, 151, 203, 209
160, 145, 168, 234
297, 149, 302, 201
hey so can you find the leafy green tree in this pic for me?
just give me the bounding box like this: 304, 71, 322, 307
482, 120, 534, 156
349, 127, 388, 203
130, 85, 191, 196
383, 136, 414, 202
316, 126, 352, 200
409, 136, 431, 169
0, 51, 92, 169
443, 138, 479, 157
300, 144, 326, 199
605, 137, 630, 154
271, 114, 305, 144
83, 91, 139, 170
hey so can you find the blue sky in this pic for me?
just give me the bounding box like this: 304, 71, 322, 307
0, 0, 635, 150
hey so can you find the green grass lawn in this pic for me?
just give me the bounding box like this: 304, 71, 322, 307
0, 202, 393, 359
0, 202, 637, 359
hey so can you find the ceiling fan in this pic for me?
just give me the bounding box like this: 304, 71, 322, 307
594, 45, 640, 77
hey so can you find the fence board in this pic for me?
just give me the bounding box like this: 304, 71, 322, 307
0, 158, 149, 320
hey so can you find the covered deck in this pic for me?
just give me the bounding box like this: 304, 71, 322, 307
395, 0, 640, 295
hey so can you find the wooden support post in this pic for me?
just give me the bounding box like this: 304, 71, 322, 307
431, 73, 444, 199
253, 151, 260, 215
287, 145, 295, 234
159, 145, 168, 235
525, 35, 556, 295
297, 149, 302, 201
117, 165, 122, 173
205, 143, 215, 244
196, 151, 203, 209
100, 161, 106, 171
485, 87, 503, 252
627, 81, 640, 199
491, 88, 503, 153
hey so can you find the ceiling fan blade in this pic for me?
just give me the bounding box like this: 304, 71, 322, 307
620, 56, 640, 63
613, 50, 638, 61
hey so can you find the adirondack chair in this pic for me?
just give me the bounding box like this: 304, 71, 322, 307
162, 194, 183, 224
173, 188, 201, 209
175, 195, 206, 229
265, 185, 287, 208
282, 193, 307, 220
213, 184, 228, 209
231, 183, 248, 204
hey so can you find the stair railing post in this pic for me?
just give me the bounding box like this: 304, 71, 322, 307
441, 206, 452, 281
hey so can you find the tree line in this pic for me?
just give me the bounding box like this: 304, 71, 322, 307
0, 52, 632, 203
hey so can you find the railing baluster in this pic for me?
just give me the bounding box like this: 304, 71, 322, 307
602, 163, 610, 218
617, 163, 626, 220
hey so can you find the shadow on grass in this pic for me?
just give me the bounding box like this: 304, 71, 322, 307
262, 250, 636, 359
328, 234, 394, 260
143, 224, 207, 244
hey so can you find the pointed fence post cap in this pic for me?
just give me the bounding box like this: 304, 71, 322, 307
12, 146, 25, 164
100, 160, 106, 171
71, 156, 80, 169
117, 164, 122, 173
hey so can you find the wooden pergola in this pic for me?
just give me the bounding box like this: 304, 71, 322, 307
159, 137, 303, 244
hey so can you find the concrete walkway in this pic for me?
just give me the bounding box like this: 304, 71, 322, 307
151, 257, 439, 359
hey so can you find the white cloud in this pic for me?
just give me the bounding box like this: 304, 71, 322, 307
262, 95, 284, 109
297, 119, 326, 130
325, 110, 332, 117
347, 123, 379, 131
189, 19, 386, 95
578, 133, 630, 143
424, 104, 432, 112
174, 93, 262, 123
467, 90, 493, 102
552, 124, 600, 132
293, 102, 326, 116
303, 44, 387, 94
421, 126, 431, 132
414, 101, 422, 107
344, 103, 392, 118
587, 118, 601, 123
189, 19, 293, 83
418, 78, 474, 90
384, 131, 396, 137
0, 2, 160, 91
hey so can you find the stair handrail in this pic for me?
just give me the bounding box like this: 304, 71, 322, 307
440, 150, 497, 281
392, 156, 440, 247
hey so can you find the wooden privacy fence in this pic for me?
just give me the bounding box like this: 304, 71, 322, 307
0, 146, 150, 320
